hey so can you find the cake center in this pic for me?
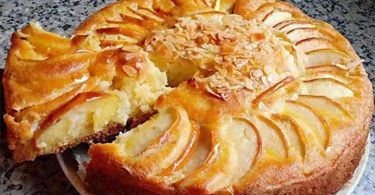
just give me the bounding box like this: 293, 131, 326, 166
145, 14, 302, 98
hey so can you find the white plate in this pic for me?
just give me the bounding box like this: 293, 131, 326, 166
57, 137, 371, 195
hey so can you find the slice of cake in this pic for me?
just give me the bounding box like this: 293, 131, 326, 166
2, 23, 168, 162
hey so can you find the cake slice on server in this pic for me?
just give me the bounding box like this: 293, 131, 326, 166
2, 23, 169, 162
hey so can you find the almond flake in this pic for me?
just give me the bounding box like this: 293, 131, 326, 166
250, 33, 265, 42
122, 45, 142, 52
205, 85, 222, 99
122, 65, 138, 77
124, 52, 143, 60
251, 69, 263, 78
234, 59, 248, 68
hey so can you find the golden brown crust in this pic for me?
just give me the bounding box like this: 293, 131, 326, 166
2, 0, 373, 194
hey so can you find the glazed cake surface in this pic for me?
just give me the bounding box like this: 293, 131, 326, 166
2, 0, 373, 194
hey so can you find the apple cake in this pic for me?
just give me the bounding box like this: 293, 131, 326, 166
2, 0, 373, 194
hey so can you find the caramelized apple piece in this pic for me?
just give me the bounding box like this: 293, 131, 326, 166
221, 118, 262, 183
278, 21, 315, 33
114, 108, 175, 157
302, 78, 354, 98
272, 114, 307, 160
158, 122, 200, 175
18, 23, 71, 58
286, 28, 329, 43
253, 76, 295, 107
305, 72, 351, 85
271, 113, 325, 175
39, 92, 106, 130
296, 37, 337, 53
306, 65, 347, 73
252, 115, 288, 160
297, 95, 350, 122
178, 134, 237, 193
304, 65, 352, 84
304, 49, 351, 68
126, 107, 193, 175
273, 19, 300, 29
34, 93, 120, 150
96, 23, 147, 40
262, 10, 292, 27
158, 125, 211, 184
282, 101, 330, 150
177, 117, 261, 193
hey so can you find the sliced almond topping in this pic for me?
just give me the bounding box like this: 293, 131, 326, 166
234, 59, 248, 68
124, 52, 143, 60
122, 45, 142, 52
195, 35, 209, 46
220, 45, 235, 55
205, 85, 222, 99
144, 14, 299, 101
251, 69, 264, 78
250, 33, 266, 42
243, 79, 254, 90
122, 65, 138, 77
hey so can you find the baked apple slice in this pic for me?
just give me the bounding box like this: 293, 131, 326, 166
272, 114, 307, 160
304, 67, 352, 85
252, 76, 296, 108
157, 124, 210, 185
122, 107, 193, 175
276, 21, 315, 33
177, 117, 261, 193
305, 65, 348, 74
113, 108, 179, 158
296, 95, 351, 123
251, 115, 288, 160
262, 10, 293, 27
296, 37, 337, 53
282, 101, 330, 150
304, 49, 352, 68
286, 28, 330, 43
34, 93, 121, 152
302, 78, 354, 98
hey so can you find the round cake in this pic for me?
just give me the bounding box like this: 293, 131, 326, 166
2, 0, 373, 194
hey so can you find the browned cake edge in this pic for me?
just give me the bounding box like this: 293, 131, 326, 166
42, 122, 124, 154
6, 122, 124, 162
85, 116, 371, 195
